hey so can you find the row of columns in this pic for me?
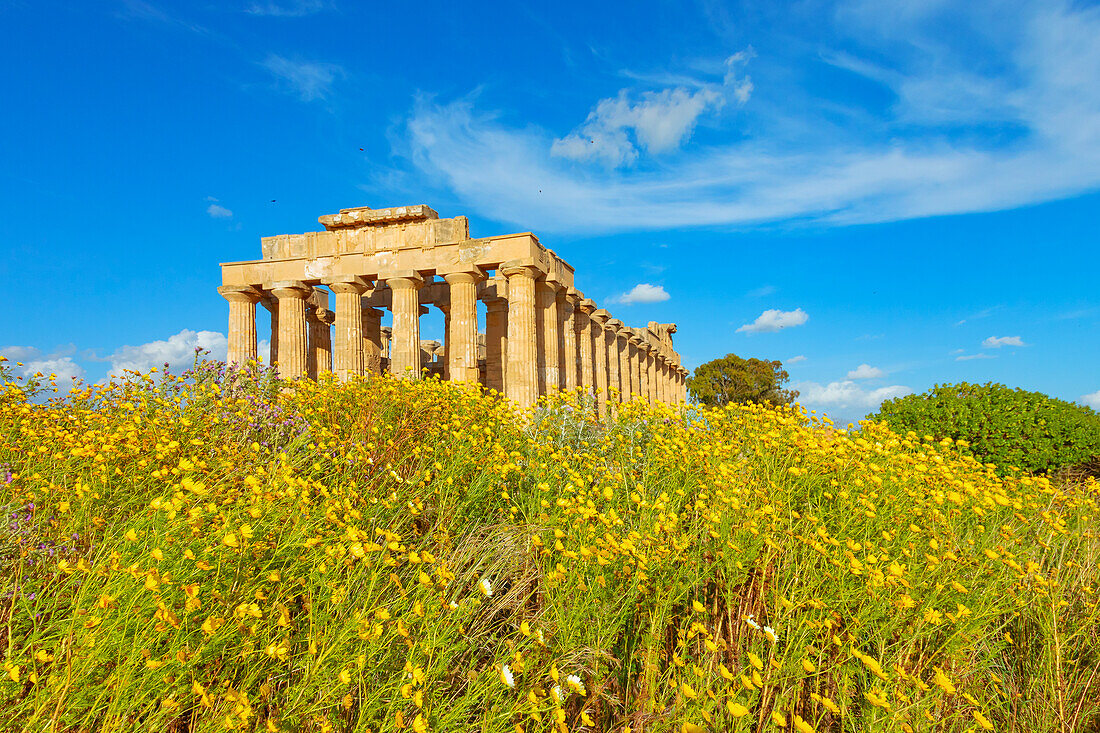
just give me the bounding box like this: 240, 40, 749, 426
218, 261, 688, 410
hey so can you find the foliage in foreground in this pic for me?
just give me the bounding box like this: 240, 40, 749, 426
687, 354, 798, 408
872, 381, 1100, 477
1, 361, 1099, 733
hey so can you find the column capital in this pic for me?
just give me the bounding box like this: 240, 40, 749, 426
323, 275, 371, 295
361, 305, 384, 318
440, 265, 488, 281
382, 270, 425, 290
308, 307, 335, 325
271, 281, 312, 299
218, 285, 261, 304
441, 269, 487, 285
578, 298, 597, 315
606, 317, 624, 330
628, 333, 644, 346
500, 260, 544, 279
591, 308, 611, 324
484, 296, 508, 312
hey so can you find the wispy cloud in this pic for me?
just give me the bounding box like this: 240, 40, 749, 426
956, 353, 996, 361
846, 363, 883, 379
398, 1, 1100, 234
246, 0, 327, 17
206, 201, 233, 218
747, 285, 776, 297
787, 355, 807, 364
956, 306, 1000, 325
551, 50, 752, 168
983, 335, 1025, 348
262, 54, 342, 101
613, 283, 670, 305
737, 308, 808, 334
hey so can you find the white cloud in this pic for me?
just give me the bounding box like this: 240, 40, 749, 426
846, 363, 884, 379
399, 2, 1100, 234
787, 355, 807, 364
614, 283, 670, 305
797, 380, 912, 410
982, 335, 1026, 348
17, 357, 85, 382
1, 345, 41, 361
747, 285, 776, 297
246, 0, 326, 17
1082, 390, 1100, 410
262, 54, 341, 101
550, 50, 752, 168
105, 329, 228, 379
956, 353, 996, 361
737, 308, 808, 333
207, 203, 233, 219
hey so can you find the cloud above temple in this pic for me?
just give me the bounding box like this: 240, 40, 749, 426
1082, 390, 1100, 410
400, 1, 1100, 234
795, 380, 912, 414
614, 283, 670, 305
983, 336, 1026, 348
846, 364, 884, 379
737, 308, 808, 334
261, 54, 342, 101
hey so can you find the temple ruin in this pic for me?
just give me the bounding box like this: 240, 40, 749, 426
217, 205, 687, 410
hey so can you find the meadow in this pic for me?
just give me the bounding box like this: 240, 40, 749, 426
1, 356, 1098, 732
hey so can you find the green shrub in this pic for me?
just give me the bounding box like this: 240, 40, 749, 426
871, 381, 1100, 475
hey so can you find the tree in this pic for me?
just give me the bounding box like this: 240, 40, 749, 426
870, 382, 1100, 475
687, 354, 798, 407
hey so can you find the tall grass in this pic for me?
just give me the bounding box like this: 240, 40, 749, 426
0, 357, 1097, 732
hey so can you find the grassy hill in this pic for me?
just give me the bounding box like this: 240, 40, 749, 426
1, 359, 1098, 732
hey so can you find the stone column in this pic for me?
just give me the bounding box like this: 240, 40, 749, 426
605, 318, 624, 403
485, 296, 508, 394
591, 309, 611, 417
443, 270, 485, 383
560, 289, 578, 392
363, 307, 383, 375
535, 279, 561, 394
260, 296, 278, 367
308, 306, 333, 378
638, 342, 650, 404
324, 276, 370, 381
625, 334, 640, 399
380, 326, 392, 361
657, 356, 668, 404
502, 261, 541, 407
576, 299, 595, 395
385, 271, 425, 379
218, 286, 260, 366
271, 280, 312, 379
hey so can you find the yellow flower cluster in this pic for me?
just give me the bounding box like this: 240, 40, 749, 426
0, 360, 1097, 731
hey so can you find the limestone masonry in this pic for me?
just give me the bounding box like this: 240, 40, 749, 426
218, 204, 687, 410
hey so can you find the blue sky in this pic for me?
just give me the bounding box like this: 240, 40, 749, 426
1, 0, 1098, 424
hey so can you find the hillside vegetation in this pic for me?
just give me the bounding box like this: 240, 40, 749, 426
1, 360, 1098, 732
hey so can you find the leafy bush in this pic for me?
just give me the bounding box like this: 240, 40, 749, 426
871, 381, 1100, 475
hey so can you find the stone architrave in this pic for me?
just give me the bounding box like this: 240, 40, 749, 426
384, 271, 425, 379
535, 279, 561, 393
271, 280, 312, 379
484, 296, 508, 394
324, 276, 369, 381
218, 285, 260, 366
362, 307, 383, 375
501, 261, 542, 407
442, 269, 485, 383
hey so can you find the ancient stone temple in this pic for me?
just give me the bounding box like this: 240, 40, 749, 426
218, 205, 688, 409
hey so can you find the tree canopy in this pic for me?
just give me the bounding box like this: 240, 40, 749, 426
687, 353, 798, 407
